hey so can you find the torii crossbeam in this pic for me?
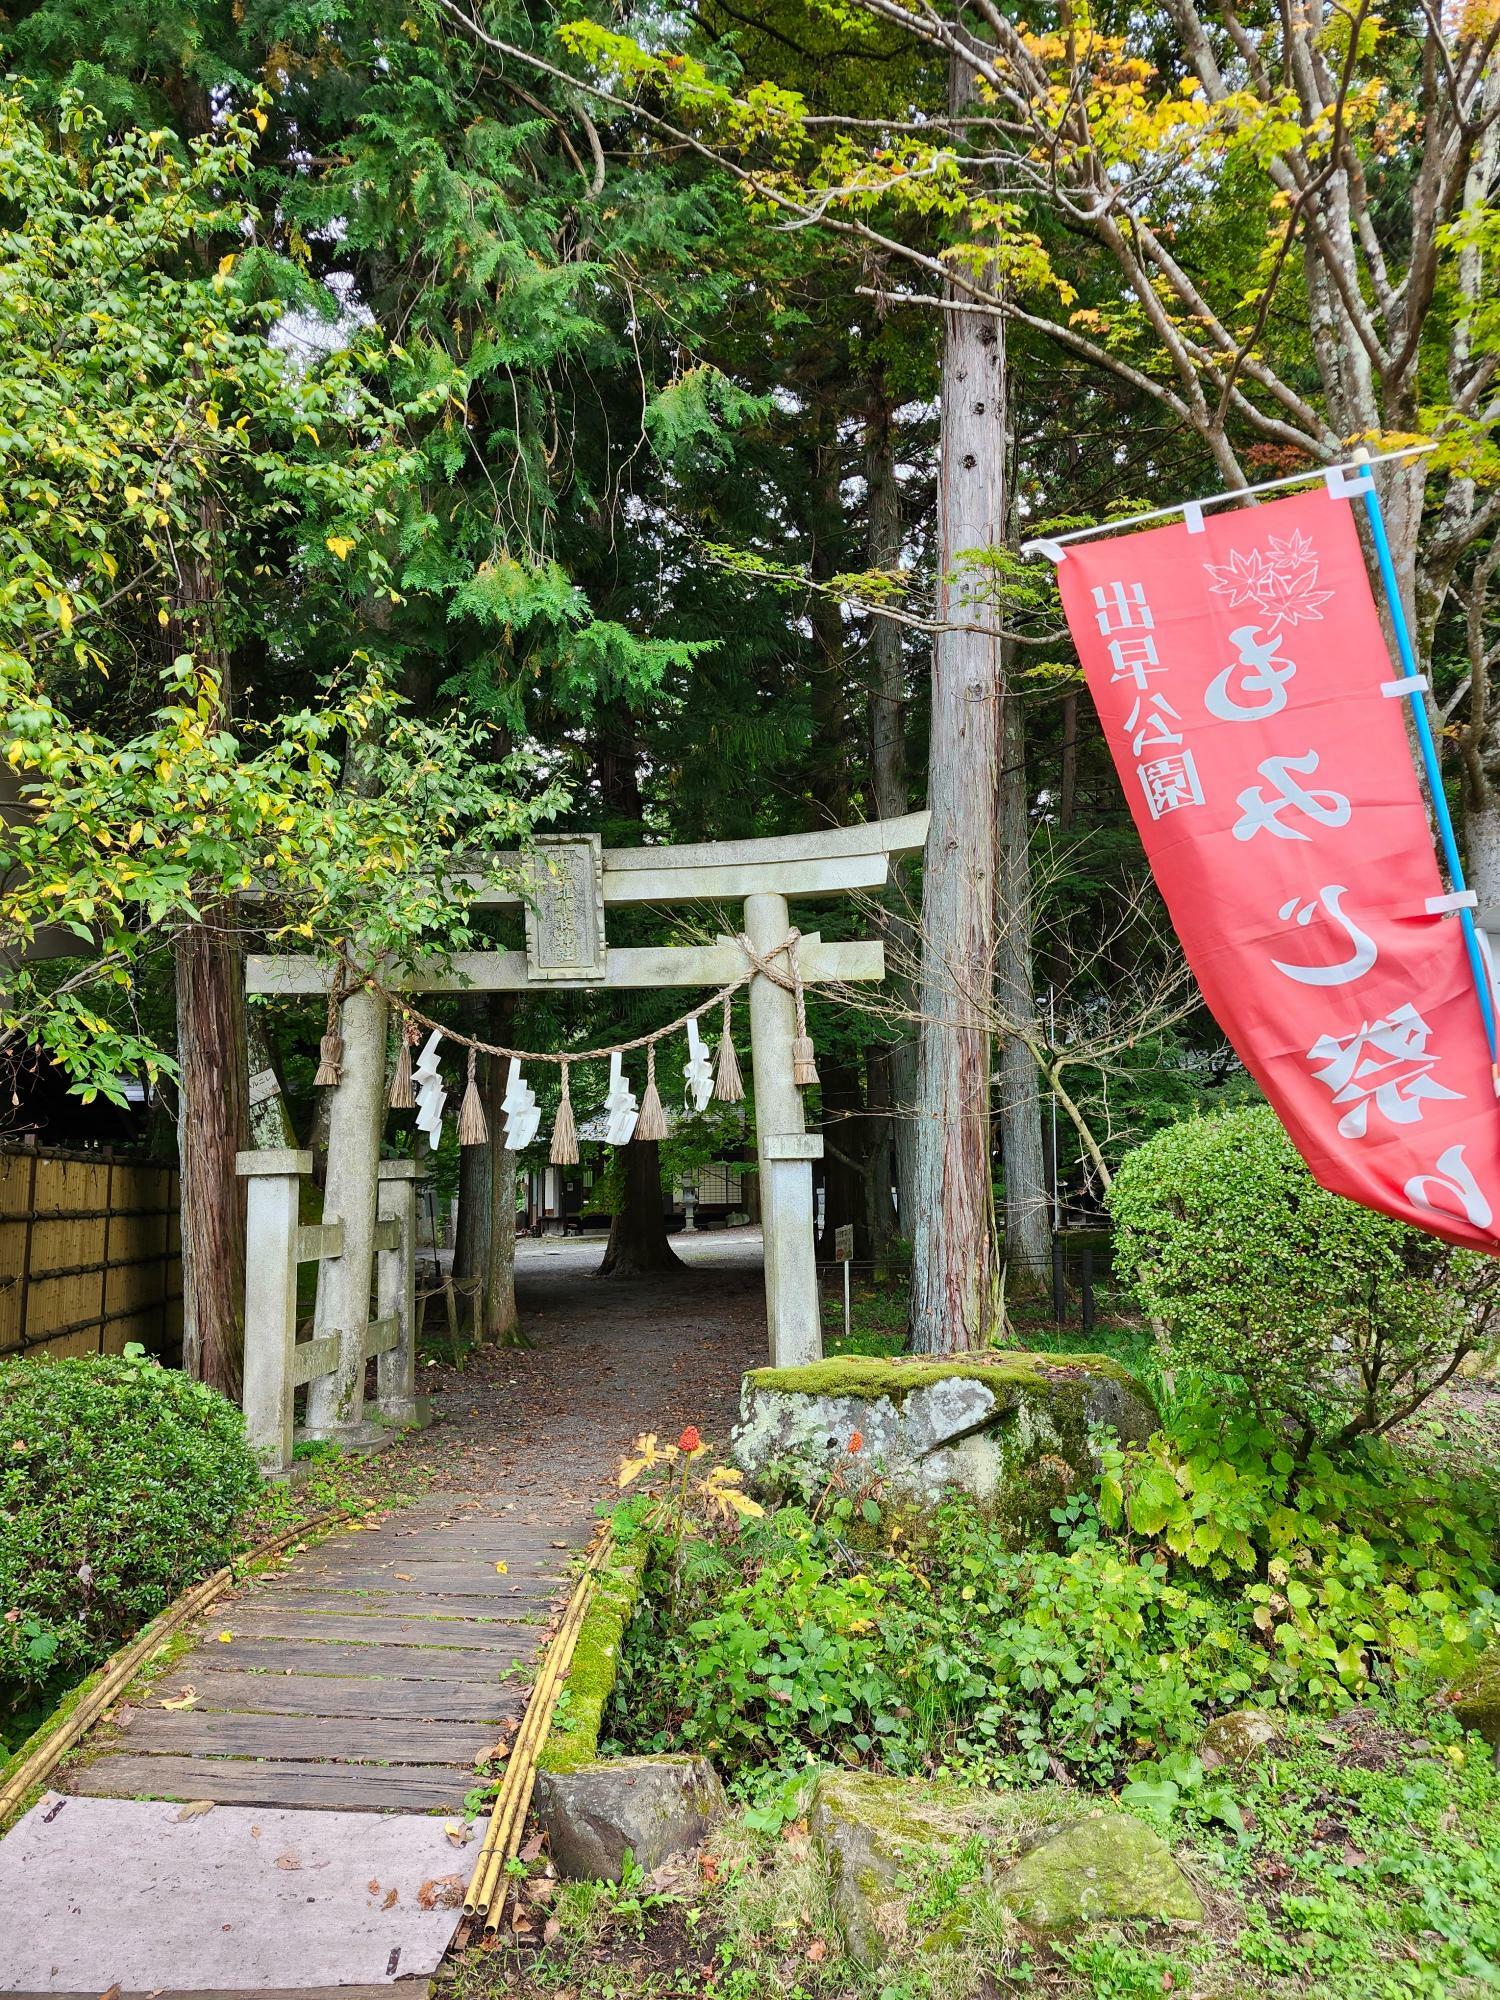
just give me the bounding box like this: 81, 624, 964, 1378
242, 812, 927, 1435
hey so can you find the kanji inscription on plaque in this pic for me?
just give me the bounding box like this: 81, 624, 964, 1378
522, 834, 607, 981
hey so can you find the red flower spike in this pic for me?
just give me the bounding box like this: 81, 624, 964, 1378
677, 1426, 702, 1454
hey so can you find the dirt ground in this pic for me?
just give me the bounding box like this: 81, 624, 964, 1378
370, 1227, 770, 1515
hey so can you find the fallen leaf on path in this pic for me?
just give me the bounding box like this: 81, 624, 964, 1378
215, 1631, 234, 1644
160, 1691, 198, 1711
494, 1562, 508, 1574
382, 1888, 398, 1910
417, 1875, 465, 1911
543, 1917, 560, 1944
520, 1832, 543, 1863
275, 1854, 301, 1872
368, 1879, 381, 1895
174, 1801, 215, 1821
806, 1940, 827, 1964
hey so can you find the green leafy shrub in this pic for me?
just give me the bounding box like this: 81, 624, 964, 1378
0, 1350, 260, 1699
615, 1497, 1265, 1786
1107, 1106, 1500, 1451
1093, 1402, 1500, 1704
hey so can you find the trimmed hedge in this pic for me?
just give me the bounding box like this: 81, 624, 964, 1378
0, 1350, 260, 1698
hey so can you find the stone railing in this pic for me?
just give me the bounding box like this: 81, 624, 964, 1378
235, 1149, 424, 1478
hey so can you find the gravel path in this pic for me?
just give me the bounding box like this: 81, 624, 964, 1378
378, 1227, 769, 1516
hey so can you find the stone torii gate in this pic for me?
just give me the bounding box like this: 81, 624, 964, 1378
242, 811, 926, 1447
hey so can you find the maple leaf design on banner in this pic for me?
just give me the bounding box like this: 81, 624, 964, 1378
1205, 527, 1333, 629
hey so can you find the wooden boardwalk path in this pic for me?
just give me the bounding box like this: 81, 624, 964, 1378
72, 1493, 593, 1813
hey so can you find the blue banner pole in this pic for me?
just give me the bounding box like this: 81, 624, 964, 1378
1357, 472, 1500, 1086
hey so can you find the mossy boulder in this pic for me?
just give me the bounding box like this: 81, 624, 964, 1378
1200, 1708, 1280, 1770
808, 1771, 1009, 1967
993, 1812, 1203, 1930
733, 1351, 1156, 1514
535, 1754, 726, 1882
1449, 1647, 1500, 1750
807, 1773, 1200, 1966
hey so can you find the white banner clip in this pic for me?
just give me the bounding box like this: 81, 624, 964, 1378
1181, 501, 1206, 535
1382, 675, 1429, 698
1425, 890, 1478, 916
1023, 538, 1068, 565
1325, 462, 1375, 499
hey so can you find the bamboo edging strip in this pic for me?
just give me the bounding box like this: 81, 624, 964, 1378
464, 1531, 612, 1929
0, 1505, 352, 1825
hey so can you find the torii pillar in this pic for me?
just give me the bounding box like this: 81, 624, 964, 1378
246, 812, 929, 1379
744, 891, 821, 1367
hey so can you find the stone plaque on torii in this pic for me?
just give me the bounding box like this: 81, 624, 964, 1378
242, 811, 927, 1451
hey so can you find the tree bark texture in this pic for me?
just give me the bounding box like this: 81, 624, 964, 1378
865, 368, 916, 1247
176, 909, 248, 1395
599, 1138, 682, 1277
910, 51, 1004, 1354
486, 1136, 519, 1343
996, 687, 1050, 1288
453, 1051, 493, 1342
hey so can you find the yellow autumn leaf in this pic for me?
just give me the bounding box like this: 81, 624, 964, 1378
217, 253, 237, 278
325, 534, 356, 560
216, 1630, 234, 1643
494, 1562, 508, 1575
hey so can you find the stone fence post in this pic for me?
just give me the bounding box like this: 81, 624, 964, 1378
375, 1157, 423, 1429
236, 1149, 309, 1474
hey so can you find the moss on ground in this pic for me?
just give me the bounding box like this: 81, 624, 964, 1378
745, 1348, 1142, 1404
538, 1537, 649, 1776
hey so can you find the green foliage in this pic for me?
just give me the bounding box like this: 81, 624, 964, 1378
1093, 1401, 1500, 1707
0, 1350, 260, 1701
0, 84, 420, 682
616, 1495, 1267, 1788
1107, 1108, 1500, 1450
4, 660, 555, 1098
0, 81, 560, 1097
1175, 1699, 1500, 1999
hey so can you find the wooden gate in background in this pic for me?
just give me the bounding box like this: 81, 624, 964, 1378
0, 1143, 182, 1362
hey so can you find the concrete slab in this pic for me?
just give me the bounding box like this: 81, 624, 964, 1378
0, 1793, 473, 1995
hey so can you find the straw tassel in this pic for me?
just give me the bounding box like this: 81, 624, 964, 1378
714, 993, 744, 1103
789, 933, 819, 1087
550, 1061, 579, 1166
635, 1041, 670, 1142
387, 1025, 415, 1110
458, 1046, 489, 1147
791, 1033, 819, 1089
314, 979, 344, 1086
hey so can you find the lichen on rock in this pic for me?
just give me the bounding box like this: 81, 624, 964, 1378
993, 1810, 1204, 1930
1200, 1708, 1280, 1770
732, 1349, 1156, 1515
807, 1771, 1201, 1967
535, 1753, 726, 1881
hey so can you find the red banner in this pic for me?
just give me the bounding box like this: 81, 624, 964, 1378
1058, 485, 1500, 1251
